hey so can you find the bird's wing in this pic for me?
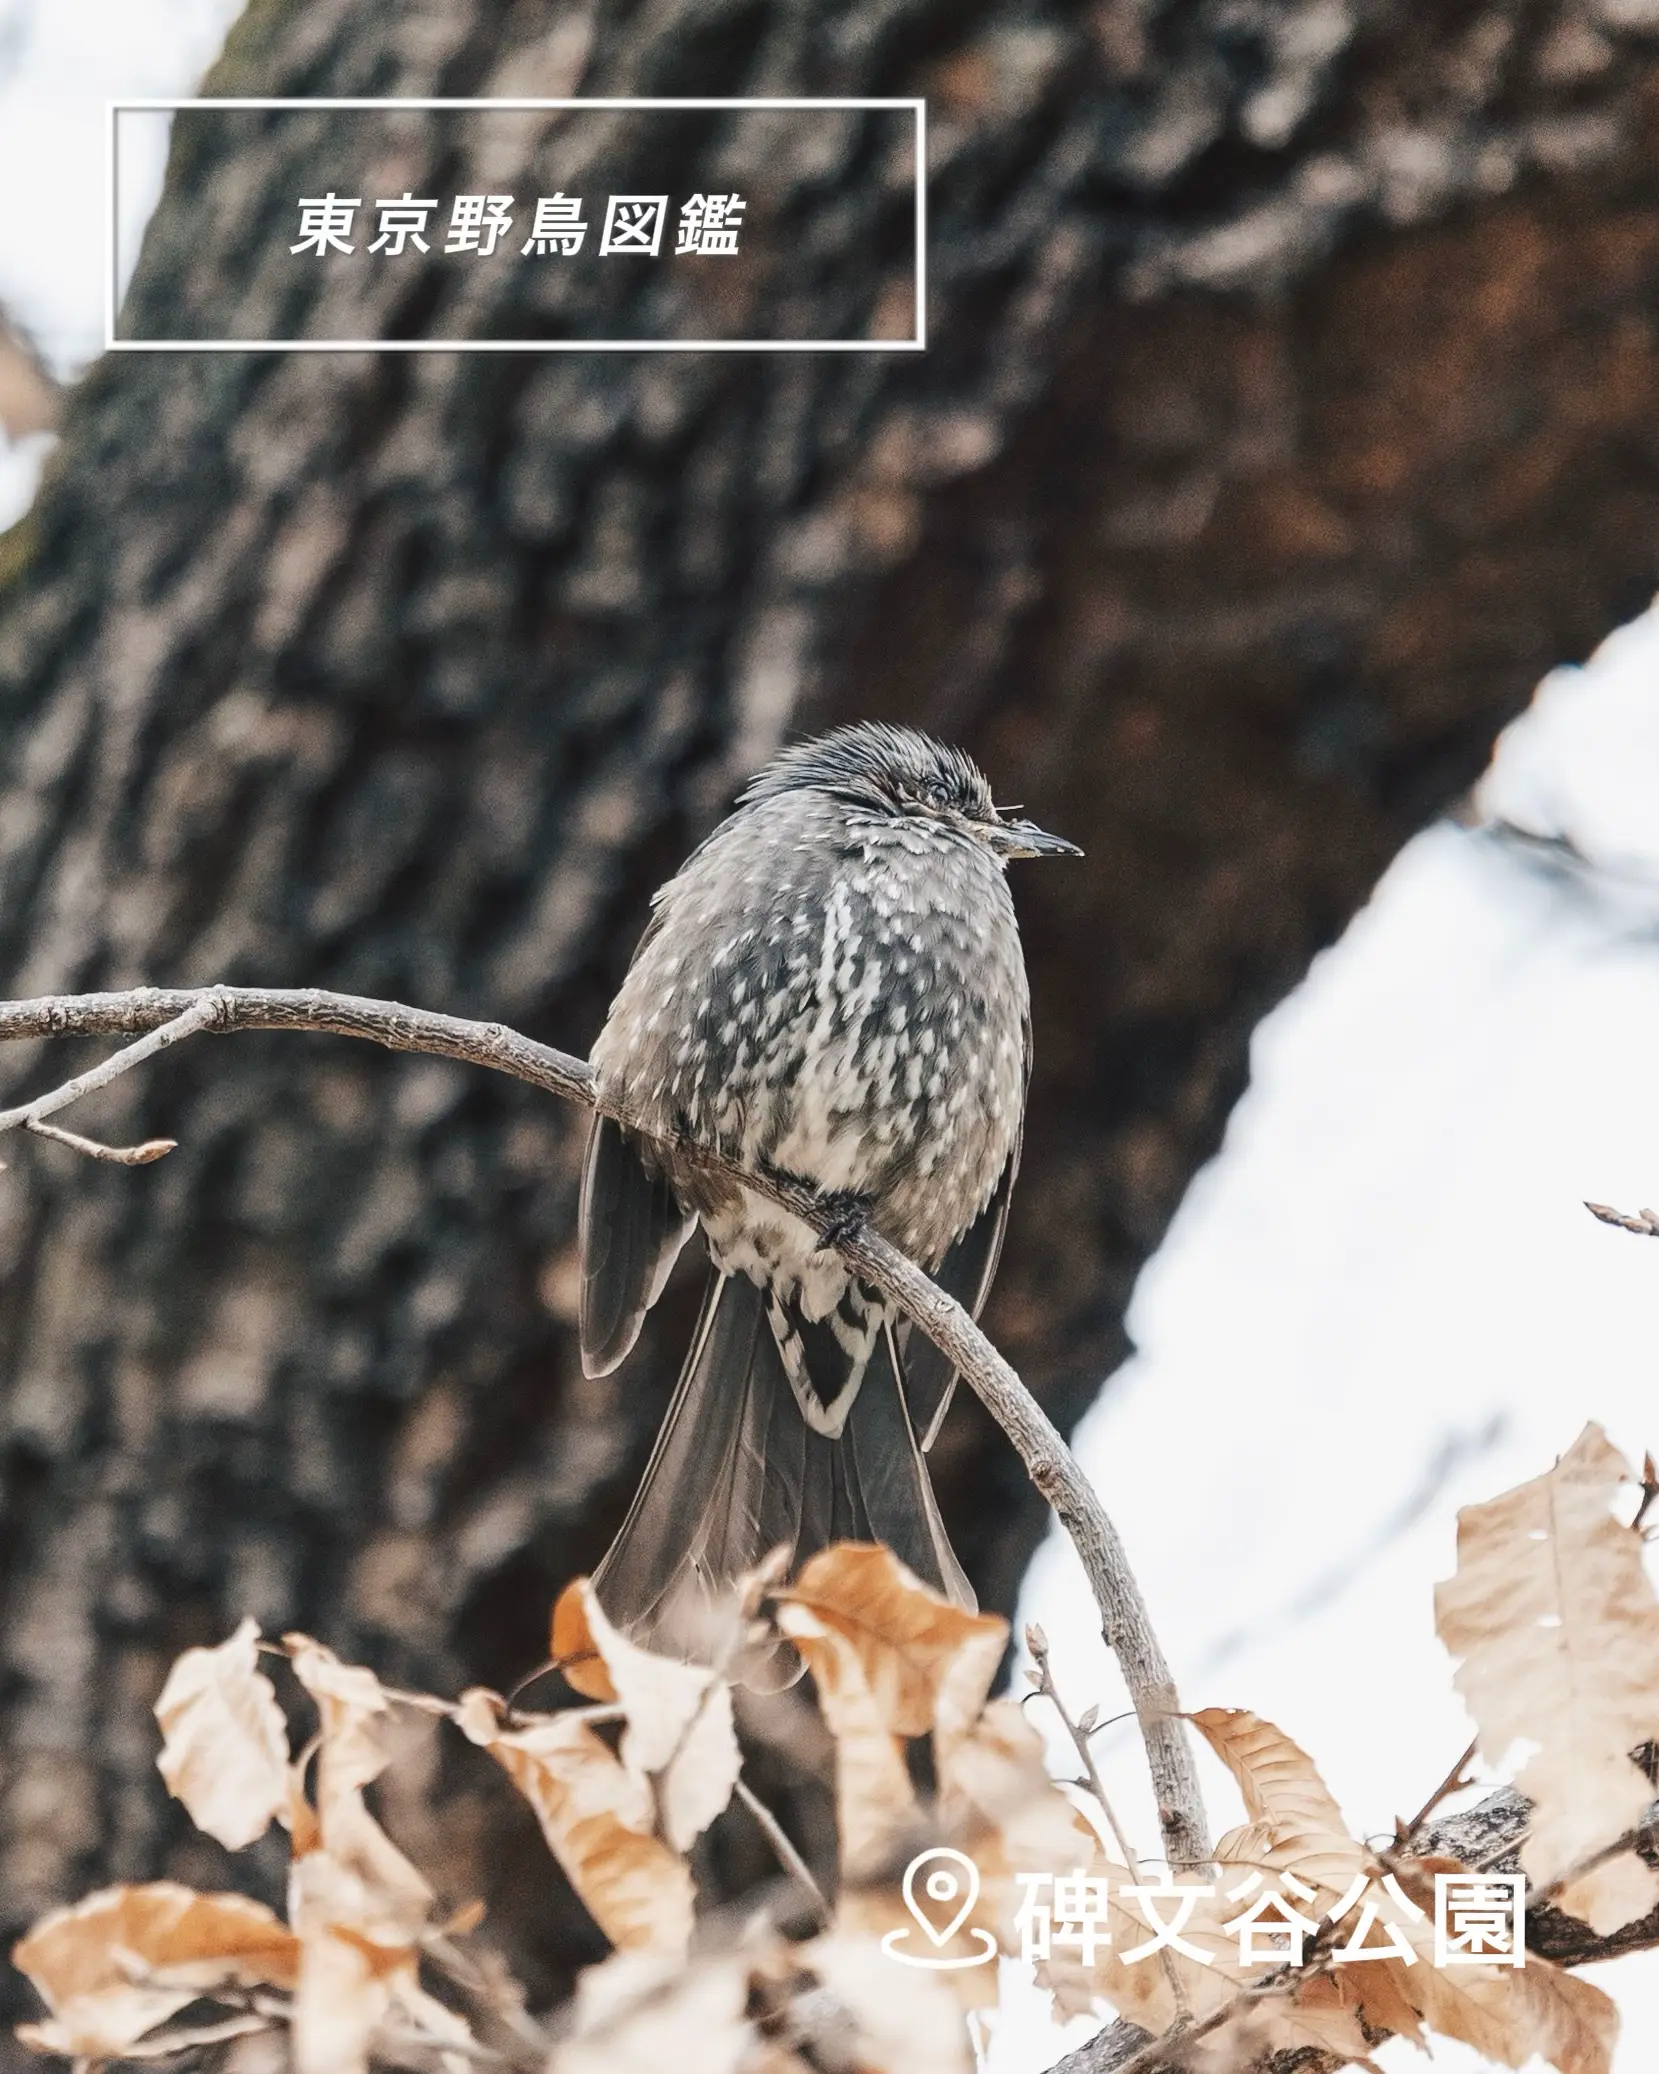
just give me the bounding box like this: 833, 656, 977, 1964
903, 1013, 1031, 1450
578, 1113, 693, 1378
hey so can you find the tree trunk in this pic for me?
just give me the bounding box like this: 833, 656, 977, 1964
2, 0, 1659, 2027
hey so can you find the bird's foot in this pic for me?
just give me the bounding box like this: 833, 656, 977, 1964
813, 1189, 875, 1251
756, 1160, 875, 1251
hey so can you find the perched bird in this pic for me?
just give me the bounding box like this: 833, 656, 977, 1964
580, 722, 1078, 1663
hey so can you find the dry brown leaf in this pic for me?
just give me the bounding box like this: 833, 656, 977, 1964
281, 1638, 434, 1941
13, 1882, 298, 2061
18, 2005, 272, 2063
1510, 1959, 1621, 2074
1264, 1976, 1374, 2062
313, 1791, 434, 1941
787, 1543, 1007, 1737
1185, 1976, 1372, 2074
568, 1582, 740, 1852
1435, 1422, 1659, 1933
153, 1618, 290, 1850
286, 1637, 394, 1807
795, 1932, 973, 2073
1352, 1851, 1618, 2074
63, 2012, 274, 2061
1337, 1951, 1426, 2047
277, 1642, 433, 1932
555, 1949, 756, 2074
774, 1598, 919, 1881
1209, 1818, 1278, 1869
1178, 1711, 1422, 2058
389, 1973, 479, 2074
781, 1539, 1008, 1899
287, 1849, 421, 2074
289, 1927, 388, 2074
13, 1880, 300, 2005
290, 1918, 397, 2074
457, 1690, 695, 1954
1406, 1946, 1617, 2074
1190, 1707, 1368, 1899
1077, 1874, 1280, 2038
286, 1824, 478, 2074
282, 1735, 439, 2074
937, 1701, 1362, 2043
551, 1579, 620, 1702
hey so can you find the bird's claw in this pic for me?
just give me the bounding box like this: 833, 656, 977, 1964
814, 1190, 874, 1251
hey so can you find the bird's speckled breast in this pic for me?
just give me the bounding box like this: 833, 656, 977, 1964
591, 790, 1029, 1309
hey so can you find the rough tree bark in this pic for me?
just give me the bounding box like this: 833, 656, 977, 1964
2, 0, 1659, 2038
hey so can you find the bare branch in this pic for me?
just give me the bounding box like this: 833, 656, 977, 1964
0, 982, 1211, 1869
1585, 1200, 1659, 1238
0, 994, 219, 1135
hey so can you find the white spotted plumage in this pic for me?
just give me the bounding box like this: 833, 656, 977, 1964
592, 786, 1027, 1342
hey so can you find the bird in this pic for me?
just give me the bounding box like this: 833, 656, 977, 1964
578, 721, 1079, 1668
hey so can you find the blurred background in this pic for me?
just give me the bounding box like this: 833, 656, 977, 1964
3, 2, 1659, 2069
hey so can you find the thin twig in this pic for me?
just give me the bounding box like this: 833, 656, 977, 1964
1393, 1735, 1478, 1847
0, 982, 1211, 1870
504, 1657, 561, 1713
735, 1775, 830, 1923
23, 1116, 177, 1165
1025, 1622, 1189, 2022
1025, 1624, 1143, 1876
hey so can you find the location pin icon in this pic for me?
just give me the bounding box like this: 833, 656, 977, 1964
901, 1847, 981, 1949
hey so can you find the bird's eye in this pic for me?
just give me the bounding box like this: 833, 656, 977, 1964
920, 779, 952, 810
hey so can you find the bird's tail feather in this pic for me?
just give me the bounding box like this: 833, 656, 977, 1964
592, 1273, 973, 1678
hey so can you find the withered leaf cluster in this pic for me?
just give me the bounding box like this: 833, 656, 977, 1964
11, 1423, 1659, 2074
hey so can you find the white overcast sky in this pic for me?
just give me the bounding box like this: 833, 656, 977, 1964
1004, 622, 1659, 2069
4, 7, 1659, 2071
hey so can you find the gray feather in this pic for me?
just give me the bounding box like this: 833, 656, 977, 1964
578, 1115, 692, 1378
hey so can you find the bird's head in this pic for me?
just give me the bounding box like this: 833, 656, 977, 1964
740, 722, 1081, 862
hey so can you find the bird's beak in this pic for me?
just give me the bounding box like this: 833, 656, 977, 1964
990, 816, 1082, 860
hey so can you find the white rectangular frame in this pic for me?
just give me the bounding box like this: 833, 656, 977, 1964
105, 97, 927, 353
